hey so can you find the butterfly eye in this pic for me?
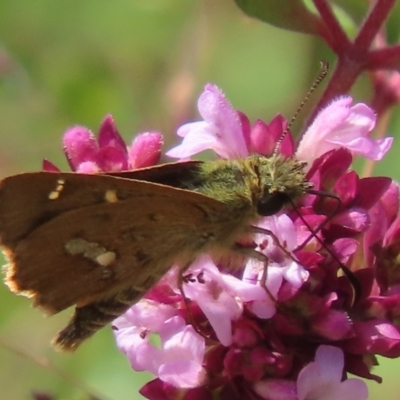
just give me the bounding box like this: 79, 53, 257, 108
257, 192, 290, 216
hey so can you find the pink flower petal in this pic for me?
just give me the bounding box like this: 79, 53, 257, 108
296, 96, 392, 166
313, 310, 352, 340
159, 361, 206, 389
331, 209, 370, 234
167, 84, 248, 159
63, 126, 98, 170
281, 261, 309, 288
297, 346, 368, 400
250, 114, 295, 157
113, 300, 177, 370
42, 159, 60, 172
166, 125, 221, 158
96, 145, 128, 171
254, 379, 297, 400
98, 114, 127, 151
241, 263, 281, 318
198, 84, 247, 157
182, 259, 244, 346
75, 161, 100, 173
380, 182, 400, 223
129, 132, 163, 168
156, 319, 206, 388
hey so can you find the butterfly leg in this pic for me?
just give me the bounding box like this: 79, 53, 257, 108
177, 265, 209, 339
231, 243, 276, 301
248, 225, 299, 262
53, 287, 141, 351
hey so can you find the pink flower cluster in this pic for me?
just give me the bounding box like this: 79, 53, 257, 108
44, 114, 163, 173
54, 84, 398, 400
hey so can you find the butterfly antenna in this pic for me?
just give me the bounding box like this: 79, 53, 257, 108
273, 60, 329, 155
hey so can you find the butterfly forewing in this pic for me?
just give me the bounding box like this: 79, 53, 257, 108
107, 160, 203, 187
0, 171, 225, 314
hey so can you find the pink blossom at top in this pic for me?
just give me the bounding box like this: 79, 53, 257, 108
167, 85, 295, 160
166, 84, 248, 159
167, 86, 392, 170
296, 96, 392, 167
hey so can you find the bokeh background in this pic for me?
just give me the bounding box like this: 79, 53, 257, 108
1, 1, 400, 399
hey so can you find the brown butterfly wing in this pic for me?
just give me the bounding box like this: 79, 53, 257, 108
0, 161, 204, 248
0, 171, 225, 314
106, 160, 204, 188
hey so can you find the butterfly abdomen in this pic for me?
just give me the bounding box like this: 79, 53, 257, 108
53, 286, 143, 351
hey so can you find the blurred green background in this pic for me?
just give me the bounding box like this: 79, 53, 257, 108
0, 1, 400, 399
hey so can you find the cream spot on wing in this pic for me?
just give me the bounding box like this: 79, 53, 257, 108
105, 190, 118, 203
48, 179, 65, 200
96, 251, 116, 267
65, 238, 117, 267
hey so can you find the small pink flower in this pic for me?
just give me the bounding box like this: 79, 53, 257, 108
114, 305, 206, 389
113, 299, 177, 370
60, 115, 163, 173
182, 258, 246, 346
249, 114, 295, 157
296, 96, 392, 167
344, 319, 400, 357
166, 84, 301, 161
156, 317, 206, 388
166, 84, 248, 159
254, 215, 310, 287
182, 257, 273, 346
296, 346, 368, 400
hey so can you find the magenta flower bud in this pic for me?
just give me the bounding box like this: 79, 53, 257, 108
128, 132, 164, 169
95, 145, 128, 171
250, 114, 295, 157
98, 114, 127, 151
62, 126, 98, 170
42, 159, 60, 172
56, 115, 164, 173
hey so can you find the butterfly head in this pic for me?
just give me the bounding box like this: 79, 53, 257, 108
249, 154, 313, 216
